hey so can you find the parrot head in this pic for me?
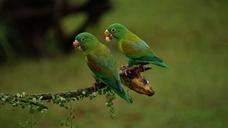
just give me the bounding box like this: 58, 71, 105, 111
73, 32, 99, 52
104, 23, 128, 41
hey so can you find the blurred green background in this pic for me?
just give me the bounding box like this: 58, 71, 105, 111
0, 0, 228, 127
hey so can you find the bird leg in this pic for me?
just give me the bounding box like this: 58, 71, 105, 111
120, 65, 131, 76
94, 79, 103, 91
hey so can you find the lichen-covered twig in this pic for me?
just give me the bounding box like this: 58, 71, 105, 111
30, 65, 152, 100
0, 65, 152, 110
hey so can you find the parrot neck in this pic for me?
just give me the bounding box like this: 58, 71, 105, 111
82, 41, 100, 54
118, 30, 137, 41
118, 31, 141, 51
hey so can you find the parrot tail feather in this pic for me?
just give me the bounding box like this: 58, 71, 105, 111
151, 61, 168, 68
113, 81, 132, 103
150, 56, 168, 68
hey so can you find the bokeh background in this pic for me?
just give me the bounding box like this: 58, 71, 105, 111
0, 0, 228, 127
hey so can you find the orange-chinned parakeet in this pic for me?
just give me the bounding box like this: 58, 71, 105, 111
104, 23, 168, 68
73, 32, 131, 103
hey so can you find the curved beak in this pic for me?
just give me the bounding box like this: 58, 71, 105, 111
104, 29, 113, 42
72, 40, 80, 48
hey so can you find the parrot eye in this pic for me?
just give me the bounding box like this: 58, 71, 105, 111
111, 28, 116, 32
81, 38, 85, 42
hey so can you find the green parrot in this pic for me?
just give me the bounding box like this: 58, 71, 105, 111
104, 23, 168, 68
73, 32, 131, 103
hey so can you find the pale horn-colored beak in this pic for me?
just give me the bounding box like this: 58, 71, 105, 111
72, 40, 80, 48
104, 29, 113, 42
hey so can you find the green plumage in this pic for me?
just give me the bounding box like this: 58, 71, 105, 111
106, 23, 168, 68
75, 32, 131, 103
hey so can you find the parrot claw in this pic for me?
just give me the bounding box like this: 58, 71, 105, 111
120, 65, 128, 75
120, 65, 128, 70
94, 80, 102, 91
123, 70, 129, 76
121, 67, 131, 76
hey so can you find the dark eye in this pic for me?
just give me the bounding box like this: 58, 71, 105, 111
81, 38, 85, 42
111, 28, 116, 32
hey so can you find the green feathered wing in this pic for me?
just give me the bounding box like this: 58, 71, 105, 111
120, 33, 168, 68
86, 44, 131, 103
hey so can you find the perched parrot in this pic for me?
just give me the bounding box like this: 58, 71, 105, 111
104, 23, 168, 68
73, 32, 131, 103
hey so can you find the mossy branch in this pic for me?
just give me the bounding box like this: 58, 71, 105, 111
0, 65, 151, 111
